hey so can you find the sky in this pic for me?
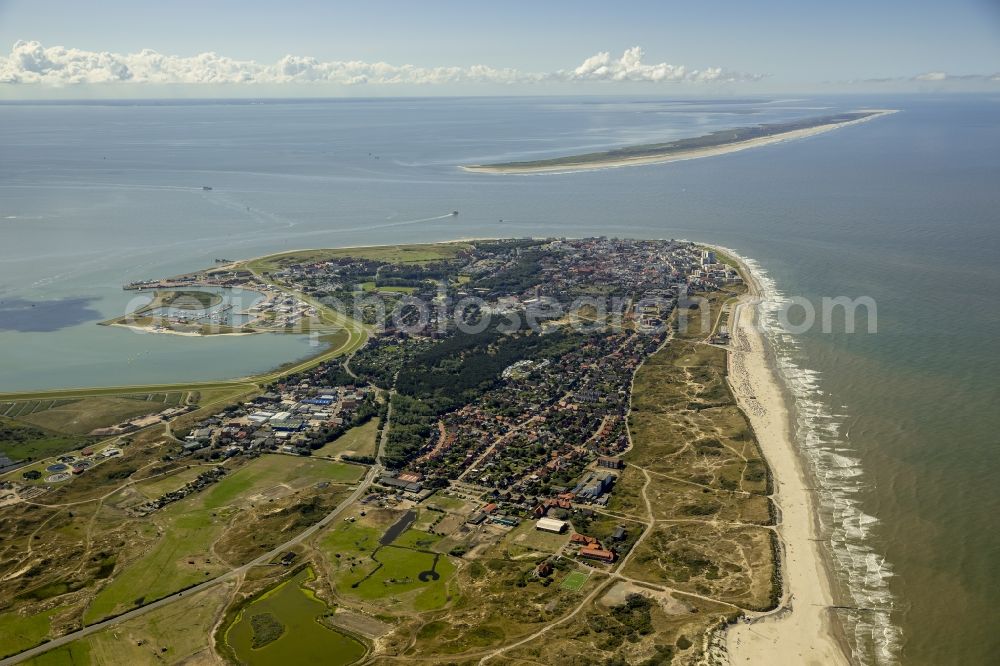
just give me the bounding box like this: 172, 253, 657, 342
0, 0, 998, 98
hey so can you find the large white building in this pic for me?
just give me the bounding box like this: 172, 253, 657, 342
535, 517, 568, 533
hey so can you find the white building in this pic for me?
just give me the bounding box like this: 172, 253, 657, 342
535, 517, 568, 533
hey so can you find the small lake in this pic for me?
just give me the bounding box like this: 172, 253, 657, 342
380, 510, 417, 546
225, 567, 366, 666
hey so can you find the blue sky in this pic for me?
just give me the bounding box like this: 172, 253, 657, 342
1, 0, 998, 97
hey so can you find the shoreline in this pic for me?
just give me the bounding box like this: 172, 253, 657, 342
713, 246, 852, 665
463, 110, 897, 175
106, 322, 256, 338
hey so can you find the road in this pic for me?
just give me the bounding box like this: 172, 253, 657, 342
0, 267, 378, 664
0, 462, 382, 666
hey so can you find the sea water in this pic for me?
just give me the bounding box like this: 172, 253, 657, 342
1, 94, 998, 664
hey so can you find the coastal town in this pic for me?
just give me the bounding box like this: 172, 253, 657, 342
0, 238, 773, 666
127, 238, 742, 567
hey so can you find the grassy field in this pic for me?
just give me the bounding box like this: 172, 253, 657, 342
312, 420, 378, 459
502, 582, 738, 665
401, 557, 603, 658
425, 493, 471, 513
14, 397, 168, 435
83, 498, 230, 623
622, 523, 777, 609
0, 607, 66, 659
85, 456, 363, 623
26, 584, 231, 666
344, 542, 456, 610
0, 416, 87, 462
134, 465, 215, 499
560, 570, 590, 591
604, 284, 778, 615
320, 512, 456, 611
245, 242, 472, 274
0, 399, 77, 419
501, 520, 571, 557
0, 380, 254, 404
157, 289, 221, 310
360, 281, 418, 295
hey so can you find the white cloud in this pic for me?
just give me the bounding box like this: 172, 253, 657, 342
0, 41, 760, 87
565, 46, 759, 83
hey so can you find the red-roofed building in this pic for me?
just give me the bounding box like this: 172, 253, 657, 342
579, 546, 616, 563
535, 560, 554, 577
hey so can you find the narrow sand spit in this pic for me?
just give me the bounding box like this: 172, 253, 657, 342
720, 252, 850, 666
463, 110, 897, 174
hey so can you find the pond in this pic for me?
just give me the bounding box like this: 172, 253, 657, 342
224, 567, 367, 666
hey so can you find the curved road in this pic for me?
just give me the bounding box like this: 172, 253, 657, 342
0, 463, 382, 665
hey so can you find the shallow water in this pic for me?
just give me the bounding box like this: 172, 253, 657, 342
225, 567, 365, 665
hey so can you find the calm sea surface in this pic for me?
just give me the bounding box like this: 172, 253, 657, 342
1, 95, 997, 664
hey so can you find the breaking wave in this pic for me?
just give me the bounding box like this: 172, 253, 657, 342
725, 248, 902, 665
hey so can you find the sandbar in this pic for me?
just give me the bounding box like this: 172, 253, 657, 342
464, 110, 896, 174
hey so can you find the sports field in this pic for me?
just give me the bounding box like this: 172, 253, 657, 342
560, 571, 590, 591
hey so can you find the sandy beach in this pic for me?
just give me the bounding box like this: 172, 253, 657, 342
108, 322, 253, 337
719, 250, 851, 666
464, 110, 896, 174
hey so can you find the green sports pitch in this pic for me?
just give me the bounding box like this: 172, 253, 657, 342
560, 571, 590, 591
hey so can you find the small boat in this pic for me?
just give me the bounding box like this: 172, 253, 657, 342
202, 186, 213, 191
451, 210, 459, 216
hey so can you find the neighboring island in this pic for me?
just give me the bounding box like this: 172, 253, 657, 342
463, 109, 896, 174
0, 239, 845, 665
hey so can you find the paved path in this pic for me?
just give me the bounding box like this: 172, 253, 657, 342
0, 462, 381, 665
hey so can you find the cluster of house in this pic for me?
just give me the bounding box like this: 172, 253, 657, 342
130, 467, 227, 517
377, 471, 436, 502
529, 238, 737, 298
531, 459, 621, 511
182, 383, 372, 458
390, 239, 743, 495
409, 331, 641, 491
696, 249, 744, 287
465, 501, 522, 528
244, 290, 317, 329
264, 256, 378, 294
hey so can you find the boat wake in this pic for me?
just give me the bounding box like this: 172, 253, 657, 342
727, 249, 903, 665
